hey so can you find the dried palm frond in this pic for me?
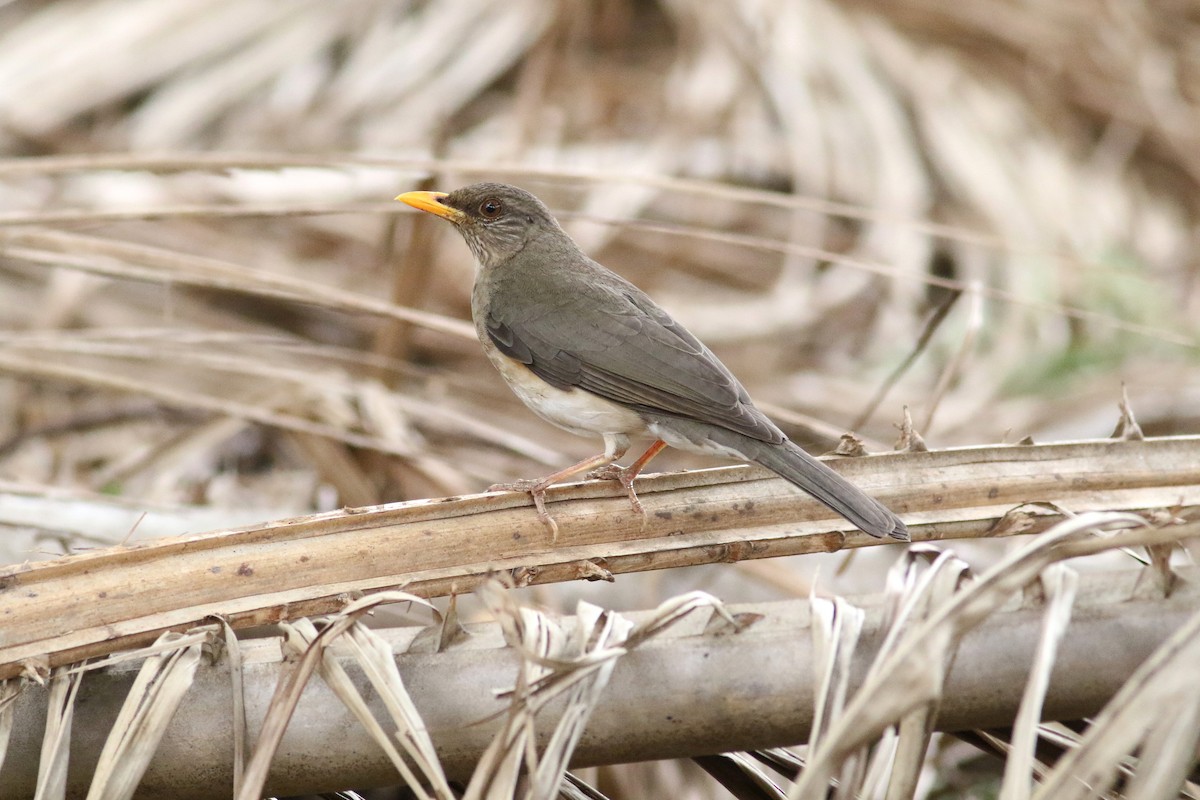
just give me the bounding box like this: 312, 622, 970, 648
1, 436, 1197, 680
2, 0, 1200, 796
2, 519, 1199, 798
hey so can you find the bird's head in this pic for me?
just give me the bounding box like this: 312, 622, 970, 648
396, 182, 561, 268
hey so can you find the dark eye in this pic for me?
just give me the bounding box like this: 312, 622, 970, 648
479, 198, 502, 219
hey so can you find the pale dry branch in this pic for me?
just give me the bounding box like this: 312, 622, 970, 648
0, 437, 1198, 680
2, 564, 1198, 799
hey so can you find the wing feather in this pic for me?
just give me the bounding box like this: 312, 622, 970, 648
485, 261, 783, 443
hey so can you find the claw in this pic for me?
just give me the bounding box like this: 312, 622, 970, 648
487, 478, 542, 494
527, 485, 559, 543
584, 464, 624, 482
486, 439, 665, 543
489, 479, 559, 542
586, 464, 647, 527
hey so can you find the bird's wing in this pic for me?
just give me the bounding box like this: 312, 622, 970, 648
485, 263, 783, 443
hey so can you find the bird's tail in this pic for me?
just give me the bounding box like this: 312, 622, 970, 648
722, 434, 908, 541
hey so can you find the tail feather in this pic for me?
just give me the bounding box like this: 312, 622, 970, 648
729, 435, 908, 540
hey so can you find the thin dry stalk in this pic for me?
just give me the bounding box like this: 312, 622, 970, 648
791, 512, 1149, 794
999, 564, 1078, 800
33, 667, 83, 800
83, 631, 205, 800
1030, 602, 1200, 800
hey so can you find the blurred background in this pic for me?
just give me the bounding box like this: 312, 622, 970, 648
2, 0, 1198, 573
3, 0, 1200, 568
2, 0, 1199, 796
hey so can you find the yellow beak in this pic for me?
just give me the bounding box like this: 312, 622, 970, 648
395, 190, 465, 223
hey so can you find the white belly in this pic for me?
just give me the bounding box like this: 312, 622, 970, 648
478, 333, 646, 438
512, 375, 646, 436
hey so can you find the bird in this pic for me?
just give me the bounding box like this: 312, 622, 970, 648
396, 183, 908, 542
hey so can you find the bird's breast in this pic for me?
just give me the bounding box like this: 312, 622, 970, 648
471, 284, 645, 438
488, 346, 646, 437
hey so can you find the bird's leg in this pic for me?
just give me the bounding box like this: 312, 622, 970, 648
488, 435, 629, 542
585, 439, 668, 517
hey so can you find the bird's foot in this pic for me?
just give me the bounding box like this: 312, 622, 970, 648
487, 479, 559, 542
487, 478, 543, 494
585, 463, 647, 521
583, 464, 623, 483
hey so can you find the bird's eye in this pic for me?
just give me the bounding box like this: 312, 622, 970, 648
479, 198, 502, 219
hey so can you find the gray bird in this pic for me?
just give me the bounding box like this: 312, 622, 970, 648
397, 183, 908, 541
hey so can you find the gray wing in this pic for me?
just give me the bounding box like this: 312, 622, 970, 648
485, 262, 784, 444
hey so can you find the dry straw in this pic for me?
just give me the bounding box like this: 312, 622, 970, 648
1, 0, 1199, 797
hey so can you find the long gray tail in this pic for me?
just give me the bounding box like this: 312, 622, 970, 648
727, 435, 908, 540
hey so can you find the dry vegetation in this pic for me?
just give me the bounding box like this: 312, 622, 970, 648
0, 1, 1199, 798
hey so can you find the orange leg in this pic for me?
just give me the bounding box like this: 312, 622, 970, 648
489, 438, 630, 542
585, 439, 668, 517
